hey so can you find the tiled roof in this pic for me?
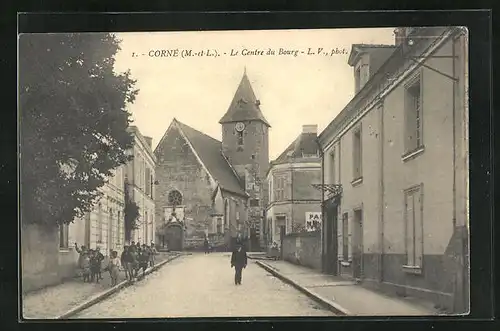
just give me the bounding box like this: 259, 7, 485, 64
219, 71, 271, 127
274, 132, 320, 164
175, 120, 247, 197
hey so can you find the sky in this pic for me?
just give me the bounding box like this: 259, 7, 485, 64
114, 28, 396, 160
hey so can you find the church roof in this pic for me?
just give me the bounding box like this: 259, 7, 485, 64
273, 129, 320, 164
218, 70, 271, 127
174, 119, 247, 197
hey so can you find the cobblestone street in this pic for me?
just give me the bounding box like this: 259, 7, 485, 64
72, 253, 335, 318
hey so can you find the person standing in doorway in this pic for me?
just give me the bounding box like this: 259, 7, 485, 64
230, 243, 247, 285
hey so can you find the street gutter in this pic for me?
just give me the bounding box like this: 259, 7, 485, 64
56, 254, 184, 319
255, 260, 351, 316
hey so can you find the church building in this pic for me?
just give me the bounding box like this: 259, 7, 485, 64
154, 70, 271, 251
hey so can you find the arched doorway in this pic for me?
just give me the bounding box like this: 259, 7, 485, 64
165, 223, 184, 251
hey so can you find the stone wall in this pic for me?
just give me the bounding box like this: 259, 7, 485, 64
154, 126, 215, 243
282, 231, 322, 270
21, 224, 63, 293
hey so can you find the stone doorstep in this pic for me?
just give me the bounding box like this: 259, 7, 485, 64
54, 253, 183, 319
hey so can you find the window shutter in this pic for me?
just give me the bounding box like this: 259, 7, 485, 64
414, 192, 423, 267
406, 193, 415, 266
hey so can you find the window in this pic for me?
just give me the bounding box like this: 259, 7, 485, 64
150, 175, 154, 199
245, 169, 255, 191
117, 211, 121, 246
145, 167, 151, 196
109, 208, 114, 250
405, 75, 423, 153
144, 211, 148, 244
342, 213, 348, 261
250, 199, 260, 207
97, 203, 103, 243
224, 199, 229, 229
274, 176, 285, 201
168, 190, 183, 206
330, 148, 336, 184
404, 185, 423, 269
353, 127, 362, 180
355, 67, 361, 93
237, 131, 244, 146
59, 223, 69, 249
268, 180, 272, 201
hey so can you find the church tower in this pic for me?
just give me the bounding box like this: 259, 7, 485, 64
219, 69, 270, 247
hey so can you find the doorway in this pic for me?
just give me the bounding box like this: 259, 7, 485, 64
165, 223, 183, 251
324, 199, 338, 275
352, 208, 363, 279
279, 225, 286, 260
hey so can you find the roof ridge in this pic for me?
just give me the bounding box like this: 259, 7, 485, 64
353, 43, 396, 48
175, 119, 221, 144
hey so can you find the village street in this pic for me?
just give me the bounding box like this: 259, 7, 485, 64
71, 253, 335, 318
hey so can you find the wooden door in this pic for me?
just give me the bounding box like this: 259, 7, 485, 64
166, 224, 183, 251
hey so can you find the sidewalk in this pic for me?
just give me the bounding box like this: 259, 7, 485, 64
22, 252, 181, 319
255, 259, 439, 316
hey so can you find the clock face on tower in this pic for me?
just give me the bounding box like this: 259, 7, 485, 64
235, 122, 245, 132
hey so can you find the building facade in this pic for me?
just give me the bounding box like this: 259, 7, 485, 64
154, 71, 270, 251
318, 27, 468, 313
126, 126, 156, 246
265, 125, 322, 250
52, 165, 126, 291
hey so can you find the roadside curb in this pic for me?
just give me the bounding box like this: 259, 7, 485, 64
247, 255, 274, 261
255, 260, 351, 316
56, 254, 183, 319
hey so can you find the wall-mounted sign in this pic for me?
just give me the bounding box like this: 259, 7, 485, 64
305, 212, 322, 232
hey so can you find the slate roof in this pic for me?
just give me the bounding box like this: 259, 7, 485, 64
274, 132, 320, 164
219, 71, 271, 127
174, 119, 247, 197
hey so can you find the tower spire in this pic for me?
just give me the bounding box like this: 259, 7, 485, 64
218, 70, 270, 127
244, 66, 247, 75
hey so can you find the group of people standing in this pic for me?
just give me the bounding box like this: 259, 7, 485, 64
75, 241, 158, 287
121, 242, 158, 282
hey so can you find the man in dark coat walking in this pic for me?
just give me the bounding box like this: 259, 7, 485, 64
230, 243, 247, 285
203, 237, 210, 254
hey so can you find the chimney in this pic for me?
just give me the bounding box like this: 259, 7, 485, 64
144, 136, 153, 147
302, 124, 318, 134
394, 28, 406, 46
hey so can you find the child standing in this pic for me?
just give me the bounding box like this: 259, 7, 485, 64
149, 242, 157, 267
81, 251, 91, 282
107, 250, 121, 287
89, 250, 101, 283
139, 244, 150, 277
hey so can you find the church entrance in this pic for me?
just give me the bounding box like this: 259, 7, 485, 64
165, 223, 184, 251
